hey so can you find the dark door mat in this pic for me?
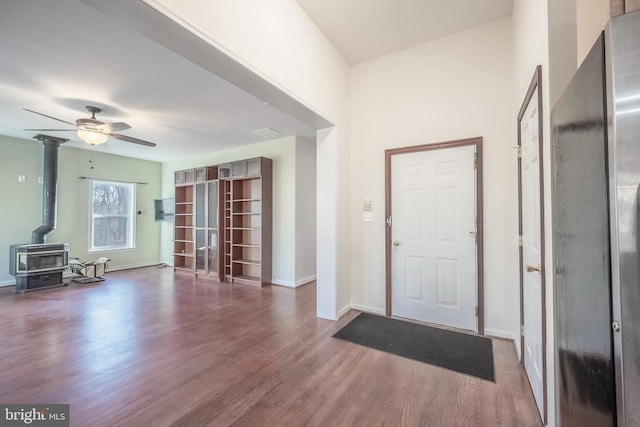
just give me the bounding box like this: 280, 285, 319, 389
333, 312, 495, 381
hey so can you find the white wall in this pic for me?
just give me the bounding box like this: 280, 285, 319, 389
145, 0, 351, 319
295, 136, 317, 285
143, 0, 348, 123
512, 0, 554, 425
548, 0, 577, 107
349, 18, 516, 336
576, 0, 610, 65
161, 136, 313, 285
0, 135, 163, 283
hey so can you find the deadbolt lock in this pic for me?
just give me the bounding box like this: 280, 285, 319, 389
526, 264, 542, 273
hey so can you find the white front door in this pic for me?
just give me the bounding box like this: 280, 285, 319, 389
520, 86, 544, 419
391, 145, 477, 331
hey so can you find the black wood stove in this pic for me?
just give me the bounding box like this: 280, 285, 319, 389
9, 134, 69, 293
9, 243, 69, 291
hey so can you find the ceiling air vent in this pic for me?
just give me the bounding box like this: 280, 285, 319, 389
251, 127, 285, 139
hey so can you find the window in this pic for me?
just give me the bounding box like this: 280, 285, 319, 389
90, 180, 136, 251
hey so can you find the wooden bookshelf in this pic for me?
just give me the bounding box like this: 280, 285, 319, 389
173, 157, 271, 286
225, 157, 272, 287
173, 182, 195, 273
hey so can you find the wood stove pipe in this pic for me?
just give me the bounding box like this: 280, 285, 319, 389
31, 134, 67, 244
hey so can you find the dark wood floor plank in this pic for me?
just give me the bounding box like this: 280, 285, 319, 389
0, 267, 542, 426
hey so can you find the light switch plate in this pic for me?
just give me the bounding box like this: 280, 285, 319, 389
18, 175, 26, 183
362, 212, 374, 222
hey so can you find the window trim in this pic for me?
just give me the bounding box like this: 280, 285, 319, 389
89, 179, 136, 253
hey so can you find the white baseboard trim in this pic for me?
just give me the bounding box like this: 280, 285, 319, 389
337, 304, 351, 319
0, 279, 16, 287
336, 304, 385, 320
296, 275, 316, 287
350, 304, 385, 316
485, 328, 518, 342
271, 279, 295, 287
271, 275, 317, 288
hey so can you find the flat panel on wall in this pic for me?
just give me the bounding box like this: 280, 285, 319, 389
405, 163, 423, 179
435, 160, 457, 176
436, 187, 458, 243
436, 258, 459, 308
404, 255, 424, 302
405, 188, 424, 241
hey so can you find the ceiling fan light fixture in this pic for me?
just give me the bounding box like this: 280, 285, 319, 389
77, 129, 108, 145
24, 107, 155, 147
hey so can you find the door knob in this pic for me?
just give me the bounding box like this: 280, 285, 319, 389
526, 264, 542, 273
393, 240, 400, 246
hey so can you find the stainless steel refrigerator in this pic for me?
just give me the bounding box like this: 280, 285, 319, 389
552, 10, 640, 427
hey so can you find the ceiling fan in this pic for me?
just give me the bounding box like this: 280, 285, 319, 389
24, 106, 156, 147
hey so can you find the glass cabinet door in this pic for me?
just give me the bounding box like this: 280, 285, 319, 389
208, 182, 218, 227
195, 183, 206, 228
196, 229, 206, 271
195, 182, 206, 272
208, 230, 218, 275
207, 182, 219, 276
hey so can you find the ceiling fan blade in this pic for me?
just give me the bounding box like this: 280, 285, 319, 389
98, 122, 131, 133
24, 129, 76, 131
23, 109, 75, 126
109, 133, 156, 147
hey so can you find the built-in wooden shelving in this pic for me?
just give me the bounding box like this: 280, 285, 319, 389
173, 157, 271, 287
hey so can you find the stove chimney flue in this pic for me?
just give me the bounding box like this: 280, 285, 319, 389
31, 134, 67, 244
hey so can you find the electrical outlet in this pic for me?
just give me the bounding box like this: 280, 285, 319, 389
363, 200, 373, 211
362, 212, 374, 222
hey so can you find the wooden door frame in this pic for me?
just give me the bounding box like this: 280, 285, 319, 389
517, 65, 546, 424
385, 137, 484, 335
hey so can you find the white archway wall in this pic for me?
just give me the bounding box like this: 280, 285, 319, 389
145, 0, 351, 319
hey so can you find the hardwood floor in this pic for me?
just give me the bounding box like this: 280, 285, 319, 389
0, 267, 542, 426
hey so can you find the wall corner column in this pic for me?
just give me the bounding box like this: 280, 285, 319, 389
316, 127, 339, 320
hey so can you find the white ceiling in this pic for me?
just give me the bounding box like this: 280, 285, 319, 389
0, 0, 323, 162
0, 0, 513, 163
295, 0, 514, 64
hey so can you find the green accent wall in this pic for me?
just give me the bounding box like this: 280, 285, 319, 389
0, 135, 162, 283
